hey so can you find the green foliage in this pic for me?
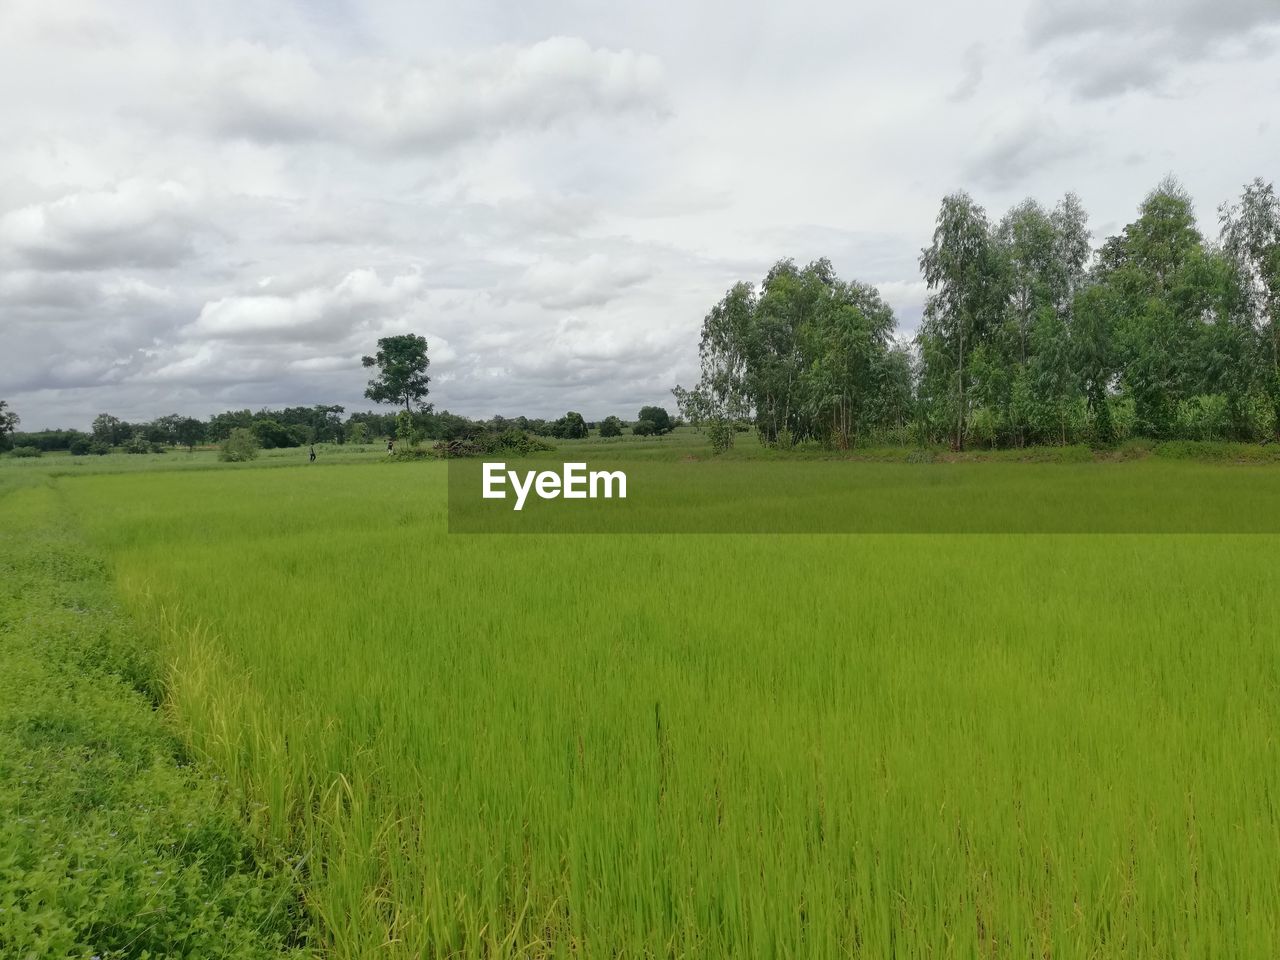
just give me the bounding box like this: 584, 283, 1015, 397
252, 419, 305, 449
598, 416, 624, 438
706, 417, 735, 453
426, 429, 555, 459
0, 401, 18, 448
551, 411, 588, 439
0, 485, 310, 959
218, 428, 260, 462
632, 418, 656, 436
123, 431, 165, 454
636, 406, 674, 435
362, 334, 431, 413
8, 445, 41, 458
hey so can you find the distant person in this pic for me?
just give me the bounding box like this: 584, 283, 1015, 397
309, 445, 316, 463
387, 438, 395, 454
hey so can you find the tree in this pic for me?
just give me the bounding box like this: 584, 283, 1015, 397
252, 419, 301, 449
174, 417, 205, 452
1220, 178, 1280, 432
91, 413, 131, 447
0, 401, 17, 451
599, 416, 624, 437
553, 411, 588, 439
219, 428, 260, 462
637, 406, 674, 435
918, 193, 1001, 449
362, 335, 431, 413
632, 419, 656, 436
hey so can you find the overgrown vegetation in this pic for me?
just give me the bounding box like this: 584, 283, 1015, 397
0, 478, 310, 959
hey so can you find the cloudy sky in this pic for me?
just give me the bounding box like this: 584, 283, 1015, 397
2, 0, 1278, 429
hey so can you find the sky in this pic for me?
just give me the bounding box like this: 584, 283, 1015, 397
2, 0, 1279, 430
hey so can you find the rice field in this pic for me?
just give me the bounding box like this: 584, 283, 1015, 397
39, 447, 1280, 958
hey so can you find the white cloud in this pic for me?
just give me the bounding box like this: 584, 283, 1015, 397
158, 36, 665, 153
511, 253, 651, 309
187, 269, 428, 342
0, 180, 205, 270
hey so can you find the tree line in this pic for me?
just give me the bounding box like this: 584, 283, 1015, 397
0, 402, 676, 456
676, 176, 1280, 450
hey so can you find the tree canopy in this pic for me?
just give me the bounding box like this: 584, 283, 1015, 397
362, 335, 432, 413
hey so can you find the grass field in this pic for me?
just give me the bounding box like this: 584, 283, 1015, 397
8, 435, 1280, 957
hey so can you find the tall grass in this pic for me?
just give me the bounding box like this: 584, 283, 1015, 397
60, 460, 1280, 958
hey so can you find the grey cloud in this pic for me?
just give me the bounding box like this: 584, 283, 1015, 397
962, 118, 1086, 190
1028, 0, 1280, 98
162, 37, 666, 153
509, 253, 651, 310
0, 181, 207, 271
948, 44, 985, 103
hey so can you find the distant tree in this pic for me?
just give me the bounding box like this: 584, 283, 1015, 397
207, 409, 254, 441
0, 401, 17, 451
69, 436, 92, 456
174, 417, 205, 452
124, 431, 161, 454
347, 421, 369, 445
219, 428, 260, 462
252, 419, 301, 449
637, 406, 673, 435
362, 335, 431, 414
553, 411, 588, 439
632, 419, 656, 436
91, 413, 131, 447
599, 415, 624, 437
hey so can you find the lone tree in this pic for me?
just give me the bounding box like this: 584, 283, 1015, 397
362, 334, 431, 413
0, 401, 17, 434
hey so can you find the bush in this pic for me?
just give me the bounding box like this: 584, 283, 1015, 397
88, 440, 111, 456
68, 436, 92, 456
219, 427, 260, 462
123, 431, 165, 454
599, 416, 624, 438
428, 430, 556, 459
637, 406, 673, 435
707, 418, 735, 453
9, 445, 41, 458
632, 419, 656, 436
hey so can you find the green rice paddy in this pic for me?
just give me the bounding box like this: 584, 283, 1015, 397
8, 439, 1280, 958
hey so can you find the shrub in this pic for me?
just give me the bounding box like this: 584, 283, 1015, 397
707, 418, 735, 453
637, 406, 674, 435
632, 419, 656, 436
123, 431, 164, 454
428, 430, 555, 459
9, 445, 41, 458
219, 427, 260, 462
88, 440, 111, 456
599, 416, 624, 438
68, 436, 92, 456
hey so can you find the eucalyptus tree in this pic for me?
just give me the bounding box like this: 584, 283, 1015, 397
1220, 178, 1280, 432
802, 278, 897, 448
918, 192, 1002, 449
